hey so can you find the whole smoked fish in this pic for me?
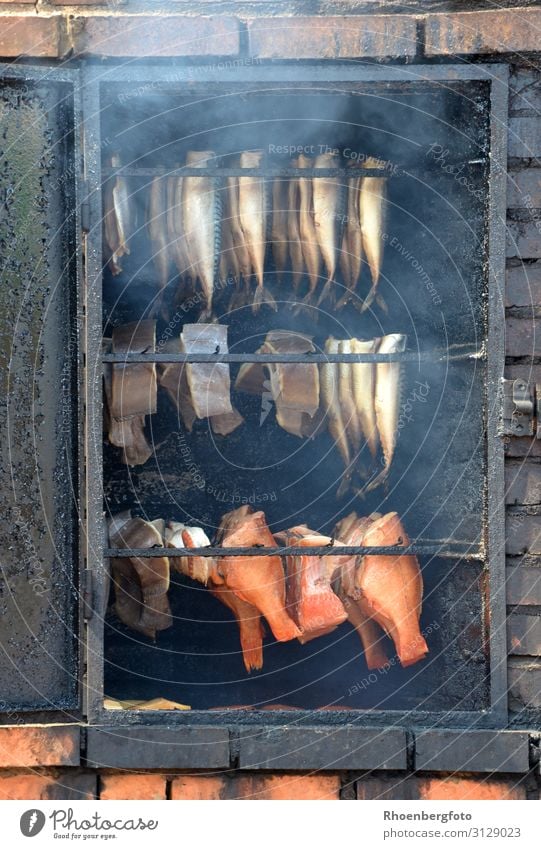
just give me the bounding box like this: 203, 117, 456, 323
360, 157, 387, 313
183, 151, 217, 319
313, 152, 341, 305
238, 150, 276, 313
360, 333, 406, 494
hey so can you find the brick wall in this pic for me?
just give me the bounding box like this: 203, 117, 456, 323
0, 0, 540, 799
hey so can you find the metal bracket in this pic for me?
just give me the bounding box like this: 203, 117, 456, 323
502, 379, 535, 437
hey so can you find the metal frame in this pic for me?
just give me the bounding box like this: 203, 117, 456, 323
80, 62, 509, 751
0, 62, 85, 721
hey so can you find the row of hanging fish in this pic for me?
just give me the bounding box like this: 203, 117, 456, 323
270, 153, 387, 313
102, 151, 388, 318
236, 331, 407, 496
109, 506, 428, 673
103, 322, 405, 496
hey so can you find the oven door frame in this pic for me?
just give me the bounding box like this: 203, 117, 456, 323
81, 62, 509, 762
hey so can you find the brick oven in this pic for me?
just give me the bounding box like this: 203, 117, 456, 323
0, 2, 540, 803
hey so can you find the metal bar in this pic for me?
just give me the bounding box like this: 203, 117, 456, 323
101, 165, 485, 180
103, 166, 398, 178
90, 62, 505, 85
105, 544, 483, 559
485, 65, 510, 722
81, 68, 107, 725
103, 349, 484, 364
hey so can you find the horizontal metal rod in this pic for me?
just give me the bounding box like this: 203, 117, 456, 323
103, 166, 396, 179
105, 544, 483, 559
103, 349, 484, 365
102, 163, 486, 180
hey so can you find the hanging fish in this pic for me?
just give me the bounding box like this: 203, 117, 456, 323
358, 333, 406, 494
296, 154, 320, 306
238, 150, 276, 313
313, 152, 341, 306
337, 174, 363, 309
104, 153, 133, 276
271, 178, 290, 284
360, 157, 387, 313
183, 150, 217, 320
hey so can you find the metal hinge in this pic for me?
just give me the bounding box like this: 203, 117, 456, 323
82, 568, 94, 621
501, 378, 535, 437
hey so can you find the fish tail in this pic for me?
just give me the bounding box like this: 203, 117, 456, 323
360, 283, 378, 314
252, 285, 277, 314
337, 468, 353, 499
355, 462, 390, 496
317, 276, 336, 306
375, 292, 388, 313
336, 289, 362, 311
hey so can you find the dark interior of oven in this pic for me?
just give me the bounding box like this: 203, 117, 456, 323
101, 80, 491, 712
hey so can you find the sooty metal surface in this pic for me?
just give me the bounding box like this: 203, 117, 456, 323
0, 78, 79, 711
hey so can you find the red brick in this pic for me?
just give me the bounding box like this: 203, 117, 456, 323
425, 9, 541, 56
100, 773, 166, 800
508, 658, 541, 708
171, 775, 225, 800
356, 775, 418, 800
419, 776, 526, 800
505, 317, 541, 357
248, 16, 418, 60
0, 727, 79, 768
506, 263, 541, 307
0, 16, 59, 58
172, 773, 340, 800
74, 16, 239, 57
0, 771, 95, 800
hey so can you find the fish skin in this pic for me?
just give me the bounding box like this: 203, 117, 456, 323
350, 338, 380, 459
337, 176, 363, 309
271, 178, 289, 283
169, 175, 191, 283
360, 333, 406, 494
219, 181, 240, 285
210, 586, 264, 672
226, 175, 252, 310
147, 175, 172, 317
110, 153, 132, 269
357, 511, 427, 667
103, 180, 122, 275
360, 157, 387, 313
183, 150, 217, 319
338, 340, 362, 454
313, 152, 341, 306
288, 158, 305, 292
215, 507, 301, 643
238, 150, 276, 313
296, 154, 320, 304
320, 338, 351, 485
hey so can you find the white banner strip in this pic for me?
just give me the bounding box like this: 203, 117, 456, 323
2, 799, 539, 848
